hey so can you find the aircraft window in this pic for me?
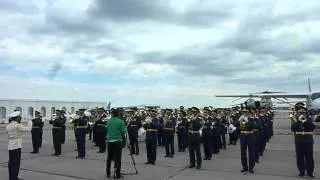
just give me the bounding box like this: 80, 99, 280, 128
62, 107, 67, 112
51, 107, 56, 115
41, 107, 46, 117
28, 107, 34, 118
311, 93, 320, 100
0, 107, 6, 118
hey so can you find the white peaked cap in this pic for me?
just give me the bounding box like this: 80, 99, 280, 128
84, 111, 91, 117
8, 111, 21, 118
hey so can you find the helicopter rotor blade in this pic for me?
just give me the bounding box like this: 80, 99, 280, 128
232, 97, 243, 102
272, 97, 294, 106
252, 91, 287, 94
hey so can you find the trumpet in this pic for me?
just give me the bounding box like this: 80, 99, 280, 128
298, 114, 306, 123
290, 112, 297, 122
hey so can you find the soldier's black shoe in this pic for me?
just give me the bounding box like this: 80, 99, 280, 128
249, 169, 254, 173
188, 165, 195, 168
164, 155, 170, 157
169, 154, 174, 158
196, 166, 201, 169
241, 169, 248, 172
307, 173, 314, 178
299, 173, 305, 177
255, 160, 260, 163
145, 161, 151, 164
115, 174, 124, 179
30, 151, 38, 154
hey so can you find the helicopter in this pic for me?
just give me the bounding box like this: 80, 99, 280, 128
216, 91, 288, 109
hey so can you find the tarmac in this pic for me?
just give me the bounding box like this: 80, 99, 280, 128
0, 113, 320, 180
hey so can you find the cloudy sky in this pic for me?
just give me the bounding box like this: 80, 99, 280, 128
0, 0, 320, 108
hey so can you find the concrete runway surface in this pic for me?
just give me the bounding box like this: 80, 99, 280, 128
0, 112, 320, 180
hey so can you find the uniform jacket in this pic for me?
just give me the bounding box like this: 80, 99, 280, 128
6, 121, 32, 150
291, 119, 315, 143
143, 118, 158, 140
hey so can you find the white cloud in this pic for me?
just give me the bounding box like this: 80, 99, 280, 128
1, 0, 320, 107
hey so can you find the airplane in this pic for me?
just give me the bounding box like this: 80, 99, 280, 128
215, 77, 320, 112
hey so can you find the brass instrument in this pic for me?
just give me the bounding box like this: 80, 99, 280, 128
239, 115, 247, 130
290, 112, 297, 122
126, 115, 133, 125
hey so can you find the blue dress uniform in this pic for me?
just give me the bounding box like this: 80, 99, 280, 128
202, 115, 213, 160
49, 110, 65, 156
143, 114, 158, 165
188, 107, 202, 169
259, 112, 268, 156
266, 111, 273, 142
61, 111, 66, 144
177, 112, 188, 152
30, 112, 44, 154
163, 114, 176, 157
291, 108, 315, 177
234, 112, 241, 143
239, 112, 255, 173
127, 114, 142, 155
252, 113, 261, 163
95, 118, 107, 153
219, 117, 227, 149
212, 118, 221, 154
157, 117, 164, 146
74, 112, 88, 159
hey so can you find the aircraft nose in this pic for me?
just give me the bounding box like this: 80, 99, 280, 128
311, 99, 320, 109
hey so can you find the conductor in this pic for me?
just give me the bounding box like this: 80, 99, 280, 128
6, 111, 32, 180
106, 108, 127, 179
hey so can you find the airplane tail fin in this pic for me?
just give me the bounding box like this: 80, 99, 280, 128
308, 77, 312, 93
107, 101, 111, 110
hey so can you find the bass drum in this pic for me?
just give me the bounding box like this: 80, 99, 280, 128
138, 127, 146, 142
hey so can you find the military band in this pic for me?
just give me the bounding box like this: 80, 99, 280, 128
6, 104, 283, 179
